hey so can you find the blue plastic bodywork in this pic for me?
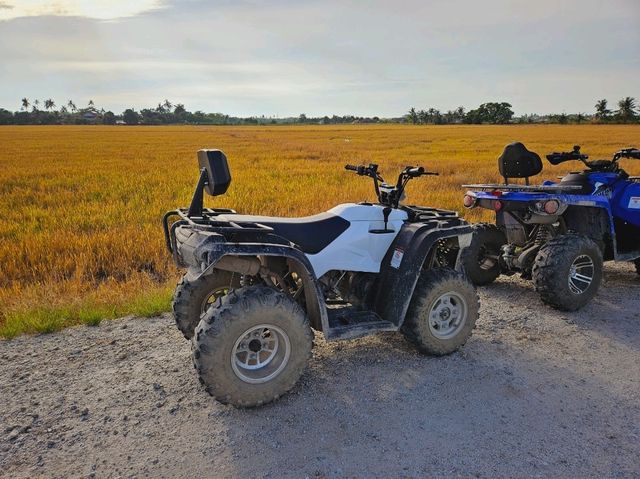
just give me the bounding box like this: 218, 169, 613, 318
466, 170, 640, 261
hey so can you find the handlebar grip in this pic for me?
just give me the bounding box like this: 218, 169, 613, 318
622, 148, 640, 159
406, 166, 425, 177
345, 164, 359, 171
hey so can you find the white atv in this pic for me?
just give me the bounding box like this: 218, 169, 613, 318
163, 150, 479, 407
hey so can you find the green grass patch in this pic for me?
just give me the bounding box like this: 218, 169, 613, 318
0, 286, 173, 339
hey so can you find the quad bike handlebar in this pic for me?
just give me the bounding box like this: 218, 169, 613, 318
546, 145, 589, 165
614, 147, 640, 161
546, 145, 640, 174
345, 163, 438, 208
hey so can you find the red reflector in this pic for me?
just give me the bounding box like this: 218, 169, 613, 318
463, 195, 476, 208
491, 190, 503, 197
544, 200, 560, 214
494, 200, 503, 211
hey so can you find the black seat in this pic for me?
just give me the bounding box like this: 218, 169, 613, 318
559, 172, 594, 195
498, 142, 542, 185
217, 212, 350, 254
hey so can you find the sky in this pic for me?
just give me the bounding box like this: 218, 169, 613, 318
0, 0, 638, 117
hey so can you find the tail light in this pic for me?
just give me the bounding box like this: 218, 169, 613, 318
493, 200, 503, 211
533, 199, 561, 215
463, 194, 477, 208
543, 200, 560, 214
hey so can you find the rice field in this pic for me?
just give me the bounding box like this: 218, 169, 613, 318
1, 124, 639, 337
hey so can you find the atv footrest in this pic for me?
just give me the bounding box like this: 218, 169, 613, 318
325, 307, 397, 341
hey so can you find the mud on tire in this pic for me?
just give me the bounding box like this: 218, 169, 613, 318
192, 286, 313, 408
172, 270, 240, 340
460, 223, 506, 285
402, 268, 479, 355
532, 234, 603, 311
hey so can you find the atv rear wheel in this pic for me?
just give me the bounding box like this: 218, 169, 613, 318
172, 270, 240, 340
532, 234, 603, 311
402, 268, 479, 355
460, 223, 506, 285
192, 286, 313, 407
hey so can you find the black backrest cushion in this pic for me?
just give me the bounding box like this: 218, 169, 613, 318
498, 142, 542, 179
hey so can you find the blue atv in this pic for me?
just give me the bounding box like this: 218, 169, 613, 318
461, 142, 640, 310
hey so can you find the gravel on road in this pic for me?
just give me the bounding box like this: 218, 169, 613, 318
1, 263, 639, 478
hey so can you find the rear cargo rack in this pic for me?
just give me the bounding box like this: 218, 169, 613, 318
463, 183, 582, 192
162, 208, 274, 255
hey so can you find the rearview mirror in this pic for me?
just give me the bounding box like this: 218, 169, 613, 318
197, 149, 231, 196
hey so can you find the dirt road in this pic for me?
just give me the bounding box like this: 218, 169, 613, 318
1, 263, 639, 478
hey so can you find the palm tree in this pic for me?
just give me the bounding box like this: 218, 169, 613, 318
44, 99, 55, 111
408, 107, 418, 124
163, 99, 172, 111
32, 99, 40, 112
21, 97, 30, 111
616, 97, 637, 123
88, 99, 95, 108
427, 107, 442, 124
594, 99, 610, 121
67, 100, 76, 112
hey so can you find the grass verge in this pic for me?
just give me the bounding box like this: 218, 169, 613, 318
0, 284, 173, 339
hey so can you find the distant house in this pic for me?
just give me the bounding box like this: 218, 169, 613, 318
82, 111, 98, 123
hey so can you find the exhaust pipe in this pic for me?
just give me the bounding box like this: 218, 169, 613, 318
214, 256, 265, 276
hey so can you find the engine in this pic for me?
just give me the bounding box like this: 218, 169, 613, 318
320, 271, 377, 310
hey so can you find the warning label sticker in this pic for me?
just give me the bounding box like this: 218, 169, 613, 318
390, 248, 404, 269
629, 197, 640, 209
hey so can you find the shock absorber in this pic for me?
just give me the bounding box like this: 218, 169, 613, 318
534, 225, 552, 245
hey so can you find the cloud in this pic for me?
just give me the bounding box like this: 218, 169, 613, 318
0, 0, 165, 21
0, 0, 638, 115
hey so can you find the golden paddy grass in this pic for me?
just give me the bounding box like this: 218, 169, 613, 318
1, 124, 639, 337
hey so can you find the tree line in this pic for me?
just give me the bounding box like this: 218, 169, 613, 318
0, 98, 391, 126
405, 97, 638, 125
0, 96, 637, 126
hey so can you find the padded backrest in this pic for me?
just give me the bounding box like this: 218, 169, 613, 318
498, 142, 542, 180
197, 149, 231, 196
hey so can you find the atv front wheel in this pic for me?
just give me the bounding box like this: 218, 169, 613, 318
532, 234, 603, 311
172, 270, 240, 340
192, 286, 313, 407
460, 223, 506, 285
402, 268, 479, 355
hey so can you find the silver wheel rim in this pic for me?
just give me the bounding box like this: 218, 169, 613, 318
231, 324, 291, 384
200, 287, 230, 314
568, 255, 594, 294
428, 291, 468, 339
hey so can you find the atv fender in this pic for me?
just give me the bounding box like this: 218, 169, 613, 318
191, 235, 328, 333
562, 204, 615, 259
373, 223, 473, 329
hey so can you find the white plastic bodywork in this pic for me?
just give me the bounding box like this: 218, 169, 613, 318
306, 203, 407, 277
